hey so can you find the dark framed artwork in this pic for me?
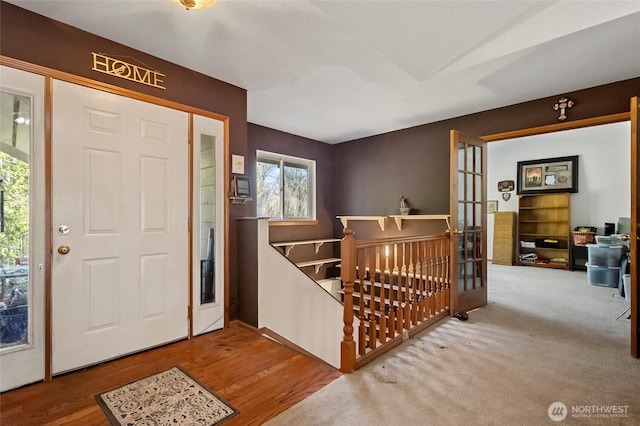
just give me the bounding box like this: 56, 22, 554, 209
516, 155, 578, 194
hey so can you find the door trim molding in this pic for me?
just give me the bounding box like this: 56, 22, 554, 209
188, 113, 194, 339
482, 112, 630, 142
630, 96, 638, 358
44, 76, 53, 380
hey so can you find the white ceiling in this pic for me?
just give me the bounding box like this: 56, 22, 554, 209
7, 0, 640, 143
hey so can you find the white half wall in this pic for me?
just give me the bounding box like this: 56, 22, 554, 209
257, 219, 350, 369
487, 121, 630, 259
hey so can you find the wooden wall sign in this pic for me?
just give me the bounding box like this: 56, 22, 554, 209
92, 52, 165, 90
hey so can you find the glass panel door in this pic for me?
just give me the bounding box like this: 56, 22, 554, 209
450, 130, 487, 313
0, 66, 45, 392
0, 90, 31, 349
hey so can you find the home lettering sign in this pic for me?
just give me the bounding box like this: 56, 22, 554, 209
92, 52, 165, 90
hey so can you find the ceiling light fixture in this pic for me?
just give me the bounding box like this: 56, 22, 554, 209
174, 0, 217, 11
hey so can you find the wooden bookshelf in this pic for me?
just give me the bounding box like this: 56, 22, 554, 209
517, 193, 570, 270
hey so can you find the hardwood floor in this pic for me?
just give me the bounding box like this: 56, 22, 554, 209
0, 322, 342, 425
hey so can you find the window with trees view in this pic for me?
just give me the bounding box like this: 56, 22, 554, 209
256, 151, 315, 221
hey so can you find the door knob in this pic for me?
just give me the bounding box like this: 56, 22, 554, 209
57, 245, 70, 255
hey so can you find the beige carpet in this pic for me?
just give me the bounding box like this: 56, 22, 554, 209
266, 264, 639, 425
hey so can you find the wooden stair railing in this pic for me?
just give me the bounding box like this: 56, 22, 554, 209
340, 229, 451, 372
340, 228, 357, 373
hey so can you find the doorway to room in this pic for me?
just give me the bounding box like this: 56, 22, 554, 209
487, 121, 630, 263
484, 119, 634, 354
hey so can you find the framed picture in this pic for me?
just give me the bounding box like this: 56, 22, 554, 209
487, 200, 498, 213
516, 155, 578, 194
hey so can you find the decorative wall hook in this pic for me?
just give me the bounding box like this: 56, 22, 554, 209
553, 97, 574, 121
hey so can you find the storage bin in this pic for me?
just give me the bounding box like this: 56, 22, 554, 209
585, 263, 620, 287
595, 235, 623, 245
586, 244, 623, 267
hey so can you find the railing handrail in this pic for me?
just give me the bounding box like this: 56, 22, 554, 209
354, 232, 450, 248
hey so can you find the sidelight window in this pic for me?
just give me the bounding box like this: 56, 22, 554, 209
0, 90, 31, 349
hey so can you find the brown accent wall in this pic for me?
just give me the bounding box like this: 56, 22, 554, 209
334, 78, 640, 238
0, 2, 248, 316
236, 219, 259, 327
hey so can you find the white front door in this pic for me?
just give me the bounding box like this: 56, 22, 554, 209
192, 115, 225, 335
51, 80, 189, 374
0, 66, 46, 392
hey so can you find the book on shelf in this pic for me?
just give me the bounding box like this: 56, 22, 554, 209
518, 253, 537, 264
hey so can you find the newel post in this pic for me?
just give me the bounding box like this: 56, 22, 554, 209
340, 228, 356, 373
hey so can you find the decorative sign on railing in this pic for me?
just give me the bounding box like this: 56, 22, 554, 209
92, 52, 166, 90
